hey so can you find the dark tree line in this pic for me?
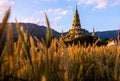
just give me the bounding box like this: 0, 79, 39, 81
64, 35, 108, 47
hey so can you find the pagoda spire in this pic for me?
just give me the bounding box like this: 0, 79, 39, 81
76, 3, 78, 12
72, 4, 81, 29
92, 28, 95, 36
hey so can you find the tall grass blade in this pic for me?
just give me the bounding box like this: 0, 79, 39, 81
6, 23, 14, 55
0, 7, 10, 55
44, 12, 52, 48
6, 23, 14, 74
92, 38, 100, 47
44, 12, 53, 81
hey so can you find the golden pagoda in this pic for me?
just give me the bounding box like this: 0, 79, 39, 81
64, 5, 85, 41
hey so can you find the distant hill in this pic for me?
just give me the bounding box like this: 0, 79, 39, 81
94, 30, 118, 40
82, 29, 90, 35
3, 23, 61, 41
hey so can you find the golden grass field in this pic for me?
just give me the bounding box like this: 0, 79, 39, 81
0, 7, 120, 81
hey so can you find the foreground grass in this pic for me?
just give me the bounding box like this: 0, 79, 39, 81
0, 8, 120, 81
1, 35, 120, 81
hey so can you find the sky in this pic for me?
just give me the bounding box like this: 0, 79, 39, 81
0, 0, 120, 32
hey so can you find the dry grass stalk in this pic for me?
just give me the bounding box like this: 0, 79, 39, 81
0, 7, 10, 55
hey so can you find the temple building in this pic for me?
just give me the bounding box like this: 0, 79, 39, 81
64, 5, 85, 41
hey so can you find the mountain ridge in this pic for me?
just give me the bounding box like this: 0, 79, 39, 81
95, 30, 118, 40
4, 23, 61, 41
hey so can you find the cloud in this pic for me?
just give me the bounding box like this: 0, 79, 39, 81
55, 16, 62, 20
22, 17, 41, 25
78, 0, 120, 10
66, 0, 71, 2
32, 0, 56, 4
39, 0, 56, 1
109, 0, 120, 6
37, 8, 71, 24
36, 8, 71, 29
22, 17, 34, 23
45, 8, 70, 15
93, 0, 107, 10
37, 8, 71, 16
0, 0, 9, 14
0, 0, 14, 15
78, 0, 107, 9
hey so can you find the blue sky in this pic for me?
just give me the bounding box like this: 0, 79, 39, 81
0, 0, 120, 32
